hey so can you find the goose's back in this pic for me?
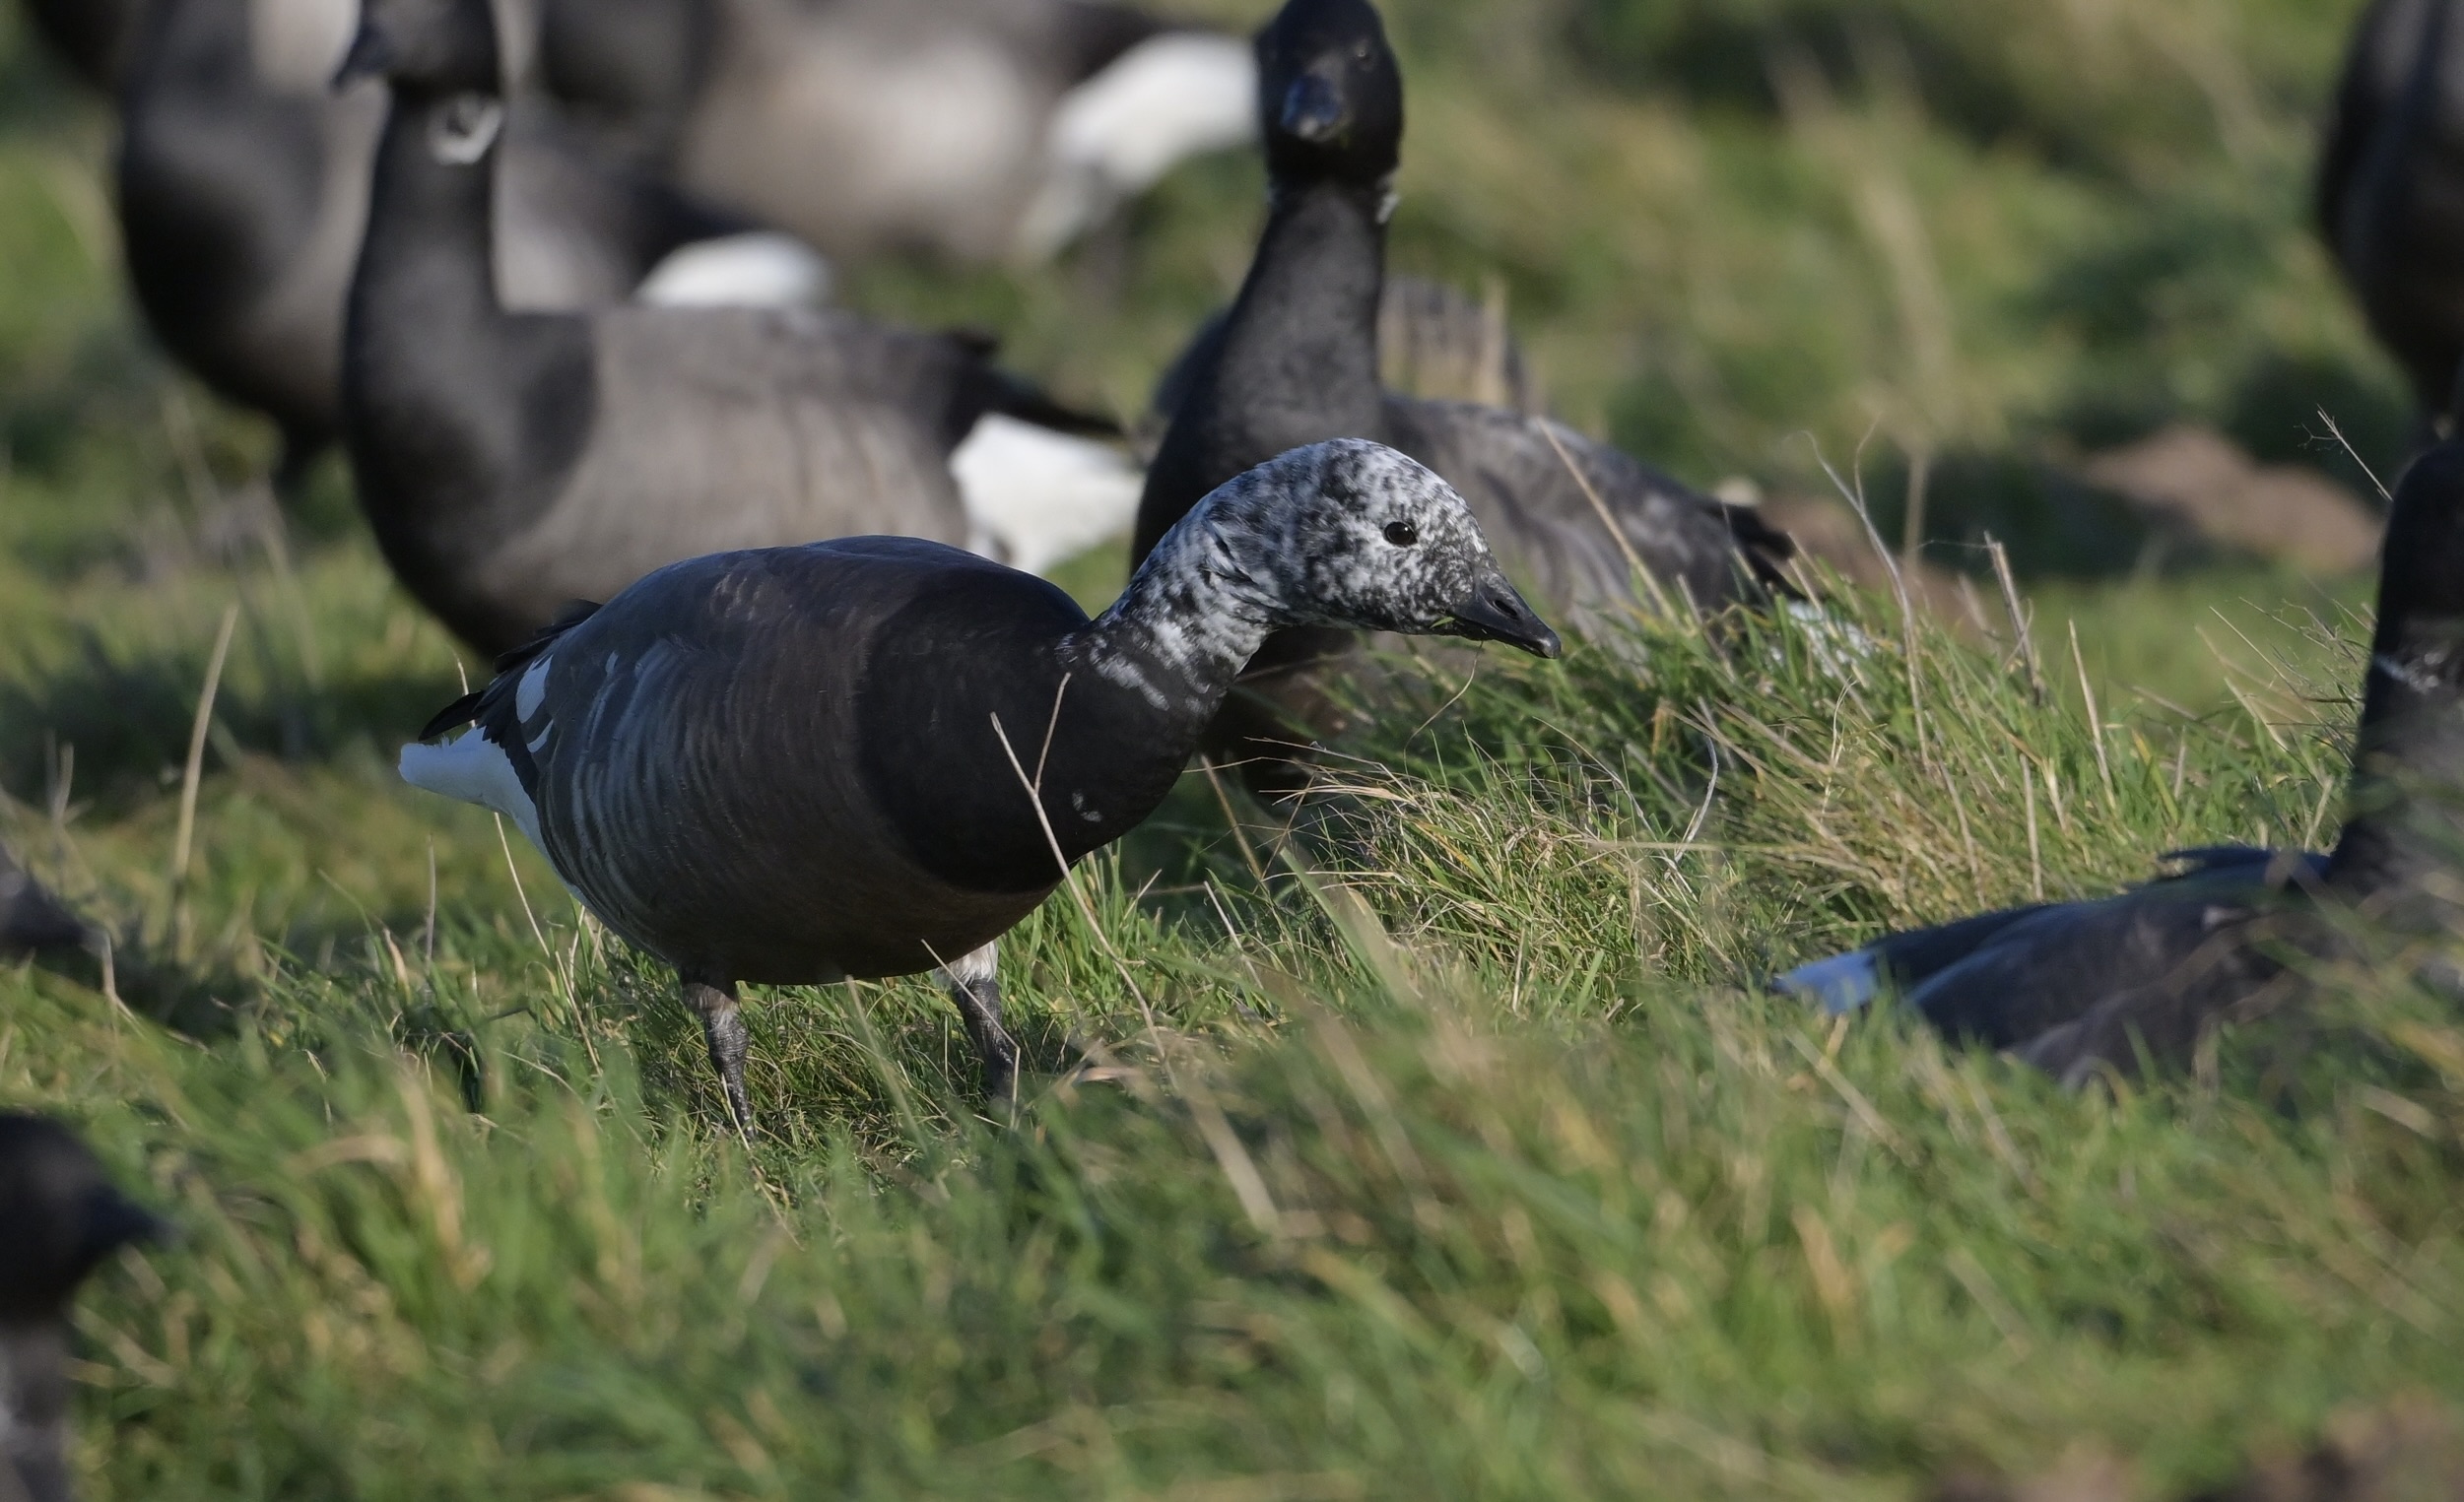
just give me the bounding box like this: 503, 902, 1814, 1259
474, 305, 974, 624
1382, 397, 1789, 621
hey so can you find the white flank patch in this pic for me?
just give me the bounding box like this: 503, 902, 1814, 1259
939, 942, 999, 987
1012, 33, 1258, 259
514, 653, 554, 724
635, 232, 833, 309
1771, 949, 1884, 1016
400, 734, 547, 854
951, 415, 1143, 575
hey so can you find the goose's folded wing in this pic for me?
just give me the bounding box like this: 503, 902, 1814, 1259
1907, 890, 2276, 1063
1773, 901, 2060, 1016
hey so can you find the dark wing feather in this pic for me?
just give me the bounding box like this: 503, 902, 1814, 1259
1382, 396, 1794, 620
417, 601, 603, 743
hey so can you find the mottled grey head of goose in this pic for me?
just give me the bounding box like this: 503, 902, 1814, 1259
333, 0, 502, 99
1197, 439, 1562, 657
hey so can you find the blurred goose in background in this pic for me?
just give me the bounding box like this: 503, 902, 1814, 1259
0, 845, 94, 960
1135, 0, 1793, 790
2319, 0, 2464, 429
532, 0, 1259, 265
403, 439, 1559, 1128
19, 0, 135, 88
339, 0, 1128, 655
0, 1114, 166, 1502
1776, 430, 2464, 1083
114, 0, 813, 492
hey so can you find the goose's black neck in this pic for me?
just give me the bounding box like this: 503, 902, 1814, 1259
1132, 176, 1390, 560
345, 83, 595, 573
2330, 439, 2464, 908
859, 525, 1278, 896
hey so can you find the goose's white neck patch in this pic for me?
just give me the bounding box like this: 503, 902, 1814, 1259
429, 95, 504, 166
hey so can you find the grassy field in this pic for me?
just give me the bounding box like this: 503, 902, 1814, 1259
8, 0, 2464, 1496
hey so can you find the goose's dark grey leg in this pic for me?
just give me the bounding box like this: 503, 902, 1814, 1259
684, 975, 755, 1135
937, 944, 1017, 1101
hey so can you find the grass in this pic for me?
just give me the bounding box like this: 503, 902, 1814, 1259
6, 0, 2463, 1496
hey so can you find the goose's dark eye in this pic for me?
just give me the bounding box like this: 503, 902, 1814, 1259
1355, 41, 1371, 61
1383, 520, 1418, 547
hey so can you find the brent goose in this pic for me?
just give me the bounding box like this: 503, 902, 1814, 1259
533, 0, 1259, 264
338, 0, 1127, 655
114, 0, 775, 490
0, 845, 93, 960
1135, 0, 1793, 787
1776, 431, 2464, 1082
0, 1114, 166, 1502
401, 439, 1562, 1127
2319, 0, 2464, 425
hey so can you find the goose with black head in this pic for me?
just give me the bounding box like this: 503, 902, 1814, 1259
337, 0, 1126, 655
1777, 424, 2464, 1081
1136, 0, 1794, 792
113, 0, 761, 494
402, 440, 1560, 1130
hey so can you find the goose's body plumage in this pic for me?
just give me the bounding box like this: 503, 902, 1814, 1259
2319, 0, 2464, 419
342, 0, 1116, 655
1778, 436, 2464, 1080
536, 0, 1256, 264
1777, 847, 2326, 1082
116, 0, 749, 480
408, 538, 1187, 982
407, 439, 1563, 1125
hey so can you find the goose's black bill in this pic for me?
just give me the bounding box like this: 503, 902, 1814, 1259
1280, 74, 1347, 140
1443, 573, 1562, 658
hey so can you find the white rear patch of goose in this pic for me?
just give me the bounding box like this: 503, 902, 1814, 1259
398, 730, 547, 852
1773, 949, 1882, 1015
